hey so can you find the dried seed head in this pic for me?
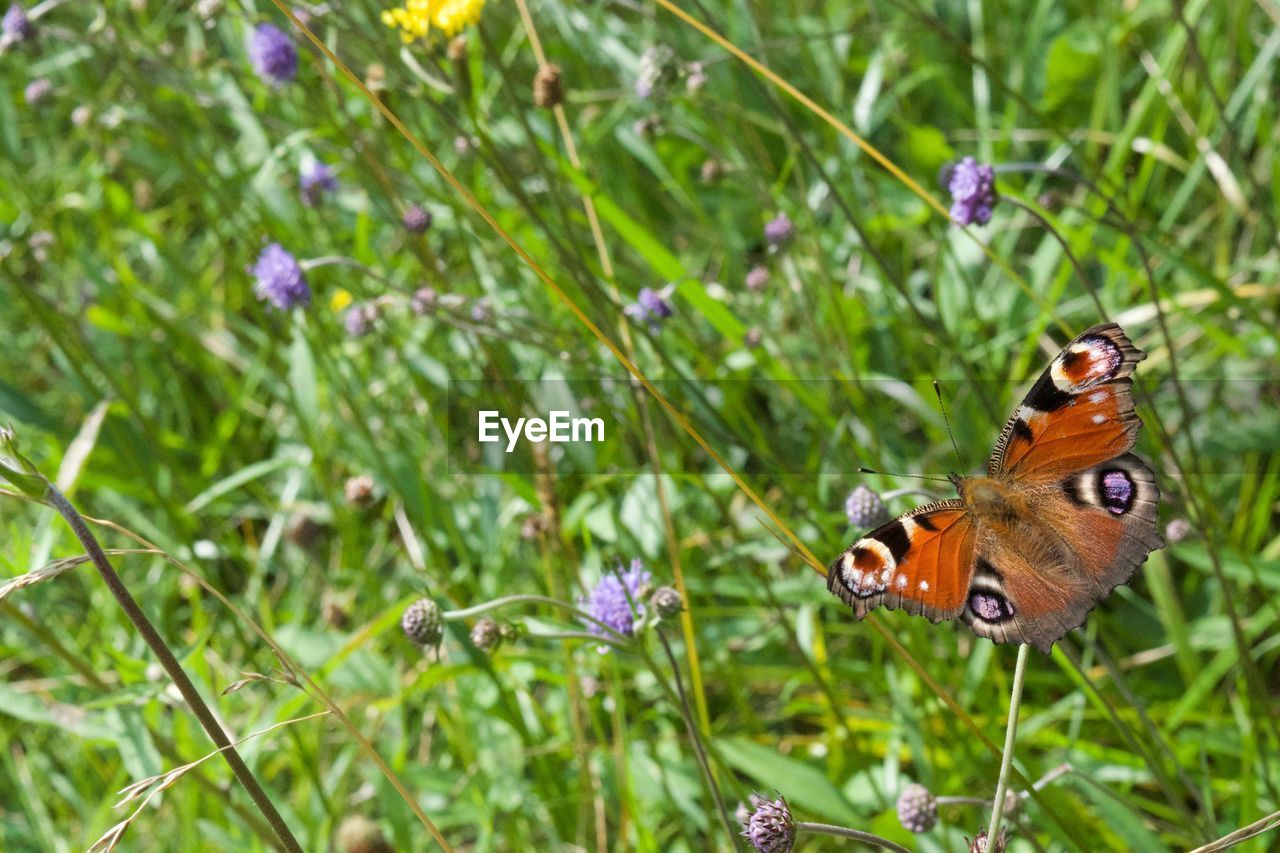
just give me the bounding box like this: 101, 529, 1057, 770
533, 63, 563, 108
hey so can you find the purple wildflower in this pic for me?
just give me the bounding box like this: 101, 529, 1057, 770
624, 287, 673, 329
249, 23, 297, 86
946, 156, 997, 226
299, 161, 337, 206
763, 213, 795, 247
344, 302, 378, 337
23, 77, 50, 105
635, 45, 678, 99
252, 243, 310, 310
742, 794, 795, 853
2, 4, 34, 46
845, 485, 889, 530
411, 286, 438, 315
896, 783, 938, 832
745, 264, 769, 292
402, 203, 432, 234
581, 559, 651, 647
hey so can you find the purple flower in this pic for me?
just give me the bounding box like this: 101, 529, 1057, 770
343, 302, 378, 337
624, 287, 673, 329
745, 264, 769, 292
252, 243, 310, 310
23, 77, 50, 105
896, 783, 938, 833
2, 4, 34, 45
742, 794, 795, 853
299, 161, 337, 206
763, 213, 795, 247
845, 485, 889, 530
581, 559, 651, 647
946, 156, 997, 226
249, 23, 297, 86
402, 203, 432, 234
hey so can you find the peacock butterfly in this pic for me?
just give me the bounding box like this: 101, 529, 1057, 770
827, 323, 1164, 653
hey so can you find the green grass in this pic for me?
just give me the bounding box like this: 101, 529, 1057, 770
1, 0, 1278, 850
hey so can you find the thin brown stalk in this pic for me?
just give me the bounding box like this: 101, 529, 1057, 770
41, 486, 302, 853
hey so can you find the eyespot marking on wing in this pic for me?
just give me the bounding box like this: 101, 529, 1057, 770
1099, 469, 1135, 515
1051, 336, 1123, 391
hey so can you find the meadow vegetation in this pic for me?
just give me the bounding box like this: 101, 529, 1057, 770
1, 0, 1278, 850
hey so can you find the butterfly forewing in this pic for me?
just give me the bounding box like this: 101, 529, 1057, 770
989, 323, 1146, 482
827, 502, 975, 623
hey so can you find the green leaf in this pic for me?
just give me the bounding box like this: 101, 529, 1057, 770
716, 737, 861, 826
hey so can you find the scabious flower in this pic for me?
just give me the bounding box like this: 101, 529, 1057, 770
402, 598, 443, 646
249, 23, 297, 86
650, 586, 682, 619
741, 794, 795, 853
845, 485, 889, 530
624, 287, 673, 329
745, 264, 769, 292
764, 213, 795, 247
969, 829, 1007, 853
344, 303, 379, 337
1, 4, 34, 47
299, 160, 337, 206
252, 243, 311, 310
896, 783, 938, 833
581, 559, 651, 647
23, 77, 50, 105
635, 45, 678, 99
411, 286, 438, 315
381, 0, 484, 43
685, 61, 708, 92
470, 617, 500, 652
402, 203, 433, 234
344, 474, 376, 505
945, 156, 997, 226
1165, 518, 1190, 543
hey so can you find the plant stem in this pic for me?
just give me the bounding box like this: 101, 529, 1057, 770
43, 485, 303, 853
654, 630, 737, 845
795, 822, 912, 852
987, 642, 1031, 843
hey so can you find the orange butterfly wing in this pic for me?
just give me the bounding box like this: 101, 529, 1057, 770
827, 502, 976, 622
989, 323, 1146, 483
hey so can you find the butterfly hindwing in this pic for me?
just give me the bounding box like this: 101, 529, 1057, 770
961, 454, 1163, 653
827, 501, 975, 623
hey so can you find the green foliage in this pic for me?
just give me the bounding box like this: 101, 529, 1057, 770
1, 0, 1277, 851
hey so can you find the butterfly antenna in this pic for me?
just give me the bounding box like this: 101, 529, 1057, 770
857, 466, 952, 484
933, 380, 966, 471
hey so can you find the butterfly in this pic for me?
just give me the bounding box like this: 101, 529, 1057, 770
827, 323, 1164, 653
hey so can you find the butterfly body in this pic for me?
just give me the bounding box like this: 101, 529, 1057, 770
828, 324, 1164, 653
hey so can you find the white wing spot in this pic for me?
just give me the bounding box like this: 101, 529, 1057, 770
896, 574, 908, 590
918, 580, 930, 591
1088, 390, 1108, 404
1091, 413, 1106, 424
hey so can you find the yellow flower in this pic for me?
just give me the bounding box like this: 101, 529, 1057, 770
381, 0, 433, 43
330, 288, 354, 311
433, 0, 485, 36
381, 0, 486, 42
